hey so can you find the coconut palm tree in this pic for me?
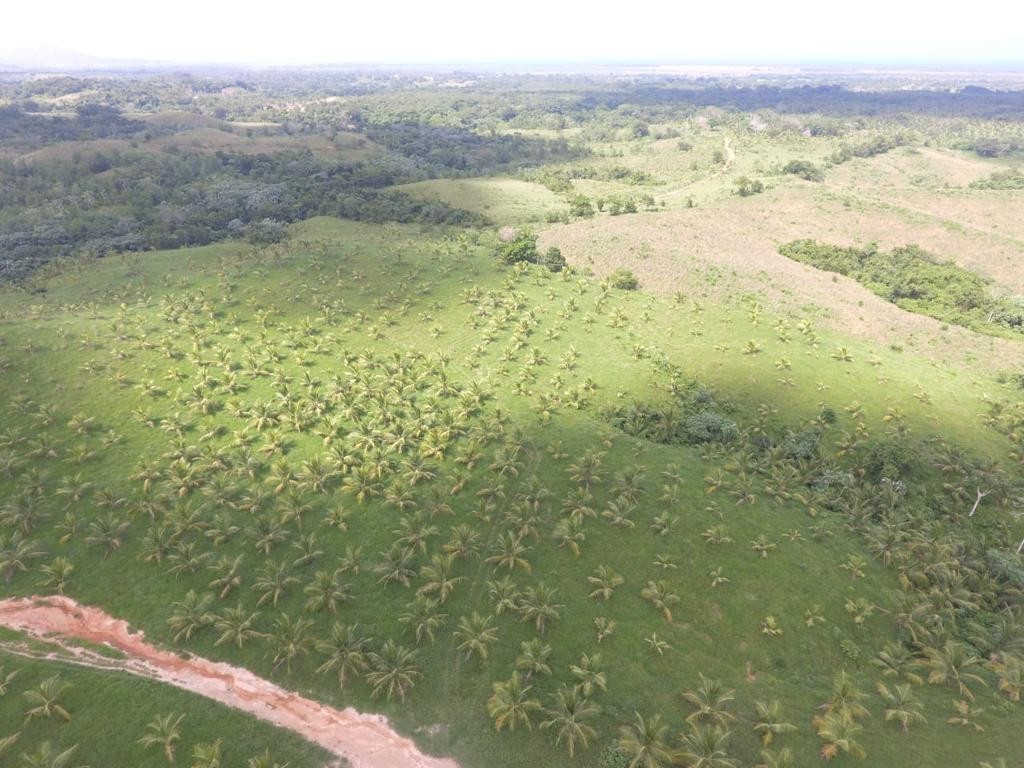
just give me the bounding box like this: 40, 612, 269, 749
190, 739, 223, 768
18, 741, 86, 768
618, 712, 676, 768
486, 672, 541, 732
168, 590, 215, 643
587, 565, 624, 601
876, 682, 926, 733
541, 684, 600, 757
519, 583, 563, 635
813, 712, 865, 760
139, 712, 185, 764
268, 613, 314, 673
683, 674, 736, 727
208, 555, 244, 599
303, 569, 352, 614
315, 623, 371, 689
641, 581, 680, 624
23, 675, 72, 722
486, 532, 532, 574
923, 641, 988, 700
677, 724, 737, 768
254, 560, 299, 608
752, 700, 796, 746
366, 640, 421, 702
399, 595, 448, 645
417, 553, 465, 603
487, 576, 522, 615
455, 612, 499, 664
570, 653, 607, 697
213, 605, 263, 649
515, 639, 553, 681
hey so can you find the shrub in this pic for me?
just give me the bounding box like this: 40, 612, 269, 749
608, 268, 639, 290
782, 159, 824, 182
496, 233, 538, 265
539, 246, 567, 273
734, 176, 765, 196
683, 411, 739, 444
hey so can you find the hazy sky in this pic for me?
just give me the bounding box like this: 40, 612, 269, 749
2, 0, 1022, 65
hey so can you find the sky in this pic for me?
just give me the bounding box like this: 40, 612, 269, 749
1, 0, 1022, 66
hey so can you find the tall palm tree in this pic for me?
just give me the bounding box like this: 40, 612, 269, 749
486, 672, 541, 732
139, 712, 185, 764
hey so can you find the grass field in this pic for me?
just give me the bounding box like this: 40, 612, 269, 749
1, 214, 1022, 767
391, 178, 566, 224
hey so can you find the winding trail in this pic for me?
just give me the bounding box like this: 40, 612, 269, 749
0, 595, 459, 768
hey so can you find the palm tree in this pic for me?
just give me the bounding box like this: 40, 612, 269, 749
541, 684, 600, 757
268, 613, 314, 673
190, 739, 223, 768
315, 623, 371, 689
683, 674, 736, 727
37, 557, 73, 595
454, 612, 499, 664
168, 590, 215, 643
0, 664, 19, 696
570, 653, 607, 697
139, 712, 185, 764
486, 532, 532, 573
618, 712, 676, 768
923, 641, 988, 700
0, 531, 44, 580
23, 675, 72, 722
486, 672, 541, 732
587, 565, 624, 601
872, 641, 924, 685
515, 639, 553, 680
303, 569, 352, 614
813, 712, 865, 760
823, 670, 871, 723
208, 555, 244, 599
641, 581, 680, 624
487, 576, 521, 615
213, 605, 263, 648
417, 553, 465, 603
876, 682, 926, 733
18, 741, 86, 768
677, 724, 737, 768
366, 640, 421, 702
254, 560, 299, 608
752, 700, 796, 746
518, 583, 563, 635
399, 595, 448, 645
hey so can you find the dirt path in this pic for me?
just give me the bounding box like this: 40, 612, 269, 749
0, 595, 459, 768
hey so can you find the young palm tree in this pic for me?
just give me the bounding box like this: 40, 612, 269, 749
752, 700, 796, 746
139, 712, 185, 764
641, 581, 680, 624
208, 555, 244, 599
254, 560, 299, 608
677, 724, 737, 768
366, 640, 421, 702
813, 712, 865, 760
486, 532, 532, 574
23, 675, 72, 722
486, 672, 541, 732
37, 557, 74, 595
417, 553, 465, 603
618, 712, 676, 768
454, 612, 499, 664
570, 653, 607, 697
683, 674, 736, 727
168, 590, 215, 643
18, 741, 86, 768
518, 583, 563, 635
190, 739, 223, 768
213, 605, 263, 649
515, 639, 553, 681
876, 682, 926, 733
487, 576, 522, 615
303, 569, 352, 614
268, 613, 314, 673
315, 623, 372, 689
587, 565, 624, 601
540, 684, 600, 757
923, 640, 988, 700
399, 595, 448, 645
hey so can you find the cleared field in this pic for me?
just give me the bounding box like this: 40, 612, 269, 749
392, 178, 565, 224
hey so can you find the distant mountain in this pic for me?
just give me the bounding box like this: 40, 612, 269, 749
0, 46, 160, 71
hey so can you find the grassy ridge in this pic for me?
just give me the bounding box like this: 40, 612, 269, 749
0, 217, 1022, 768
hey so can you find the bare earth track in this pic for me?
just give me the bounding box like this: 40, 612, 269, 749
0, 596, 459, 768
